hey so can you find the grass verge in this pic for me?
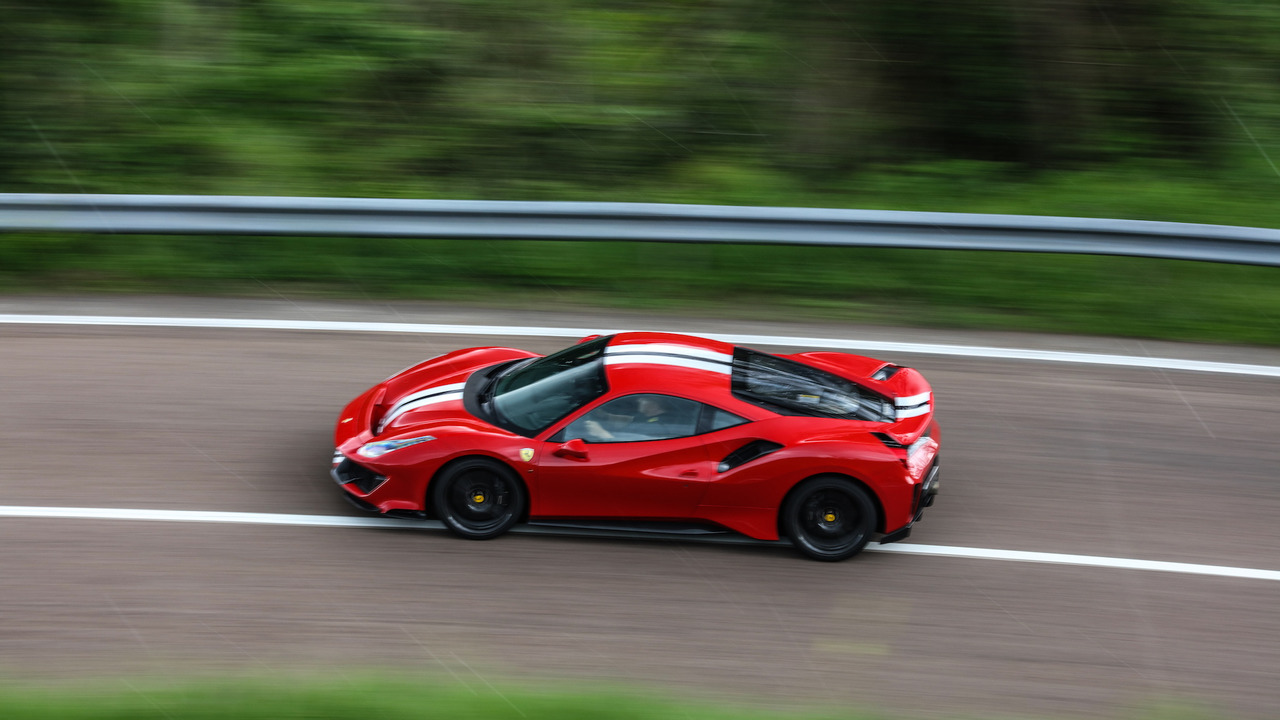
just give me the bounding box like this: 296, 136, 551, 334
4, 162, 1280, 346
0, 677, 1229, 720
1, 233, 1277, 346
0, 679, 856, 720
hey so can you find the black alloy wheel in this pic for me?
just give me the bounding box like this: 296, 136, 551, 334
782, 476, 876, 562
431, 458, 526, 540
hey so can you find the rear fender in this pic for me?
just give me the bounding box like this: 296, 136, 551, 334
701, 433, 918, 534
882, 367, 935, 446
775, 473, 886, 537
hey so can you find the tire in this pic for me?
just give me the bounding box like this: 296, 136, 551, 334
781, 476, 876, 562
431, 457, 526, 540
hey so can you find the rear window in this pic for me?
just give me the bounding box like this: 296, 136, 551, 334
731, 348, 894, 422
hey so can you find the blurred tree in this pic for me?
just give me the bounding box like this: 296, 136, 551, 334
0, 0, 1276, 194
863, 0, 1032, 162
1, 0, 130, 189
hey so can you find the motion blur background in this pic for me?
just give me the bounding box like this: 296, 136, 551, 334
4, 5, 1280, 719
3, 0, 1278, 340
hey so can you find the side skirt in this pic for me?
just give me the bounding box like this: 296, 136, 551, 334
528, 519, 734, 536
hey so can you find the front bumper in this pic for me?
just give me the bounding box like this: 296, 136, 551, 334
880, 462, 940, 544
330, 453, 429, 519
331, 454, 388, 513
331, 456, 389, 494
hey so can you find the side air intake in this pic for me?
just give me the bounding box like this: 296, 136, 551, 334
871, 432, 906, 449
873, 426, 932, 451
718, 440, 784, 473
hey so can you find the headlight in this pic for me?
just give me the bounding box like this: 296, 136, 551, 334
357, 435, 437, 458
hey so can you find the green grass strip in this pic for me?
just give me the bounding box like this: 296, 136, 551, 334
0, 679, 858, 720
0, 677, 1230, 720
2, 233, 1277, 346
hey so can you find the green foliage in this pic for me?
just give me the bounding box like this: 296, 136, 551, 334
2, 1, 1280, 345
8, 0, 1280, 195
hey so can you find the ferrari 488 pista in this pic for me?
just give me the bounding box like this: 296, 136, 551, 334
333, 332, 939, 561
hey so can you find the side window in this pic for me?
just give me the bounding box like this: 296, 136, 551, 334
705, 406, 748, 432
564, 394, 701, 443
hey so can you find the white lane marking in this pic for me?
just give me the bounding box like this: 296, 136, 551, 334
0, 505, 423, 527
3, 314, 1279, 377
871, 543, 1280, 582
2, 505, 1277, 583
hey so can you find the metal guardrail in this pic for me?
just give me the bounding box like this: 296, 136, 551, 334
2, 193, 1279, 266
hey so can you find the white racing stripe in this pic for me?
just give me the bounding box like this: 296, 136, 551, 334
606, 343, 733, 364
378, 392, 464, 429
1, 505, 1277, 583
895, 391, 932, 407
387, 382, 466, 410
379, 382, 466, 430
3, 314, 1279, 377
895, 405, 933, 420
603, 354, 731, 374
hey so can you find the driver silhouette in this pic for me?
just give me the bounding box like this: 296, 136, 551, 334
582, 395, 673, 441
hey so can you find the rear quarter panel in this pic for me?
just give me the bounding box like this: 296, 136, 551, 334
696, 419, 917, 539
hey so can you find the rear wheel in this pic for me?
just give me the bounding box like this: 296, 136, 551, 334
431, 458, 525, 540
782, 476, 876, 562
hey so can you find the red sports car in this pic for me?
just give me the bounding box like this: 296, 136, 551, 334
332, 332, 939, 561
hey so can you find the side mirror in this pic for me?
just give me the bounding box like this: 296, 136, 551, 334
552, 438, 590, 460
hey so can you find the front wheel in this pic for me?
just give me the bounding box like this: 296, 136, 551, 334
431, 458, 526, 540
782, 476, 876, 562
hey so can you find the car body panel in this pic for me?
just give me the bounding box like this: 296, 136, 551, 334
332, 331, 940, 543
533, 434, 714, 519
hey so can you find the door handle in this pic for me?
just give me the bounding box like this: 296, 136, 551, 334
679, 469, 699, 478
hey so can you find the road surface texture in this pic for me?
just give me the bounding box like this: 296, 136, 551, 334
1, 296, 1278, 719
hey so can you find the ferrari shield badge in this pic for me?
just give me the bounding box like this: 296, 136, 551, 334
520, 448, 535, 462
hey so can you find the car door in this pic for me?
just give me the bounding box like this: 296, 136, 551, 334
533, 394, 728, 520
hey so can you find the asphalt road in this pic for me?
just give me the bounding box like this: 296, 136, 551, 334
2, 297, 1278, 719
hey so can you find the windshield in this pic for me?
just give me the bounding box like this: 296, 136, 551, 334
731, 348, 894, 422
489, 336, 611, 436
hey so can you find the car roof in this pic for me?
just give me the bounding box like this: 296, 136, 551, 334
600, 332, 736, 398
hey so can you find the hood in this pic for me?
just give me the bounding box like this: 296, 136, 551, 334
375, 346, 538, 434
